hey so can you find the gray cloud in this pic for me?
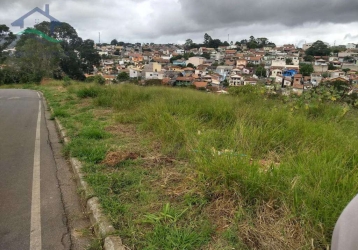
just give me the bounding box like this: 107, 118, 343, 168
178, 0, 358, 28
1, 0, 358, 45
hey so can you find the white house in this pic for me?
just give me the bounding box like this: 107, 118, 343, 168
229, 74, 242, 86
145, 71, 164, 80
347, 43, 357, 49
130, 68, 142, 78
271, 69, 283, 77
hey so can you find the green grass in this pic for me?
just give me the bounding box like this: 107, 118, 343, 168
10, 81, 358, 249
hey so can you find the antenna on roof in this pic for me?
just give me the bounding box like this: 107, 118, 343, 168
99, 32, 101, 44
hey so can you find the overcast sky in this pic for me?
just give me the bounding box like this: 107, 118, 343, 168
1, 0, 358, 47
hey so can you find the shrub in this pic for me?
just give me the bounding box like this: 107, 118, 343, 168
62, 76, 71, 87
76, 86, 102, 98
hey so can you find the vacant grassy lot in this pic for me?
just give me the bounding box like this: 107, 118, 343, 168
6, 81, 358, 249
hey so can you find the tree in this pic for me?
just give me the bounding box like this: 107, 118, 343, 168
117, 72, 129, 82
304, 55, 315, 62
342, 68, 350, 74
186, 63, 195, 68
34, 21, 100, 79
343, 56, 355, 63
305, 40, 331, 56
222, 79, 229, 87
111, 39, 118, 45
185, 39, 193, 49
325, 79, 351, 94
10, 36, 64, 82
95, 75, 105, 85
328, 63, 337, 70
286, 58, 293, 65
204, 33, 212, 45
201, 52, 211, 60
299, 63, 314, 76
170, 55, 183, 63
255, 66, 266, 77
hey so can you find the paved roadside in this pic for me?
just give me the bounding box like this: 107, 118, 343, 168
0, 89, 93, 250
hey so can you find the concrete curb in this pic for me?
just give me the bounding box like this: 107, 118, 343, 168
46, 101, 125, 250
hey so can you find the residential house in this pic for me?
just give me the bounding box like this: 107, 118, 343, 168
216, 66, 234, 78
130, 68, 142, 78
172, 59, 186, 67
271, 68, 283, 77
292, 74, 304, 94
145, 71, 164, 80
302, 43, 313, 51
143, 62, 162, 73
169, 65, 184, 72
183, 67, 195, 76
242, 68, 251, 75
176, 49, 185, 54
193, 81, 208, 90
311, 73, 323, 86
228, 74, 243, 86
347, 43, 357, 49
329, 70, 347, 79
283, 44, 296, 52
224, 59, 236, 66
247, 56, 262, 65
175, 76, 193, 86
276, 75, 292, 87
99, 51, 109, 56
271, 58, 286, 67
186, 57, 206, 67
231, 68, 242, 75
315, 59, 327, 66
225, 50, 237, 57
236, 58, 247, 66
243, 78, 258, 85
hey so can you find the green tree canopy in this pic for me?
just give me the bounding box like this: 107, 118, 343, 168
305, 40, 331, 56
303, 55, 315, 62
33, 21, 100, 80
286, 58, 293, 65
117, 71, 130, 82
299, 63, 314, 76
111, 39, 118, 45
255, 66, 266, 77
10, 37, 64, 82
186, 63, 195, 68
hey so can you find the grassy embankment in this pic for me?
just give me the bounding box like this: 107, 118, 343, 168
5, 81, 358, 249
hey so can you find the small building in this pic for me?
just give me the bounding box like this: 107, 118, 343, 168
229, 74, 243, 86
243, 78, 258, 85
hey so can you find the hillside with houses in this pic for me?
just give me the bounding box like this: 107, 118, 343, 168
91, 37, 358, 95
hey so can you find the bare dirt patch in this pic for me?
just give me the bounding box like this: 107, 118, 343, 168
102, 151, 141, 167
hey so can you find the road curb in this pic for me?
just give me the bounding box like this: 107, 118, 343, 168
46, 100, 125, 250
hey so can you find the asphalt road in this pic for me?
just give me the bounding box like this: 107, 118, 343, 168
0, 89, 91, 250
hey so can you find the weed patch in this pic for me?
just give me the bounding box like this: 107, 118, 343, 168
18, 81, 358, 249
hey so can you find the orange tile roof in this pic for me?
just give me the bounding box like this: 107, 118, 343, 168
194, 82, 208, 88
